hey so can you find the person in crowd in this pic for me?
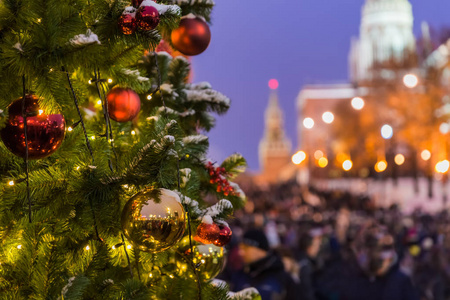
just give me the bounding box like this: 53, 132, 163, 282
230, 229, 298, 300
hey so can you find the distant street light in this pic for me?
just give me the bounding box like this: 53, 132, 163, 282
375, 160, 388, 172
292, 151, 306, 165
394, 154, 405, 166
351, 97, 365, 110
322, 111, 334, 124
403, 74, 419, 88
318, 157, 328, 168
381, 124, 393, 139
342, 160, 353, 171
421, 150, 431, 161
435, 160, 450, 174
303, 118, 314, 129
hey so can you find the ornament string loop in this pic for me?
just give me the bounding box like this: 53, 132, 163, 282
21, 75, 32, 223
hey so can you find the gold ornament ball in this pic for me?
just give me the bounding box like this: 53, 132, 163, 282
192, 244, 226, 280
121, 188, 186, 253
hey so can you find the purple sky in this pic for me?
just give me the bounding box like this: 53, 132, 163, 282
191, 0, 450, 172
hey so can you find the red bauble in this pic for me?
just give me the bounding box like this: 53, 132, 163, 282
136, 6, 160, 31
171, 16, 211, 56
0, 95, 65, 159
118, 14, 137, 35
107, 88, 141, 122
194, 222, 220, 244
213, 225, 232, 247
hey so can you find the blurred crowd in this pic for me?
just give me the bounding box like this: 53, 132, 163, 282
221, 179, 450, 300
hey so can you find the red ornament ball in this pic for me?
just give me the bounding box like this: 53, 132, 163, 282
213, 225, 232, 247
0, 94, 65, 159
107, 87, 141, 122
194, 222, 220, 245
171, 16, 211, 56
136, 6, 160, 31
118, 14, 137, 35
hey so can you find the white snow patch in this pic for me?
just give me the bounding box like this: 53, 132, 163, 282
122, 6, 136, 17
160, 188, 181, 204
70, 29, 101, 46
201, 215, 213, 225
205, 199, 233, 218
184, 89, 230, 107
140, 0, 181, 15
164, 135, 175, 143
13, 42, 23, 52
182, 135, 208, 144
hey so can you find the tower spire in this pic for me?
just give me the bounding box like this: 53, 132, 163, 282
258, 80, 292, 183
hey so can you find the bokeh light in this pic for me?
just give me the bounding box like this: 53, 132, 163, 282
421, 150, 431, 161
268, 79, 279, 90
375, 160, 388, 172
395, 154, 405, 165
342, 160, 353, 171
351, 97, 365, 110
292, 151, 306, 165
403, 74, 418, 88
314, 150, 324, 160
322, 111, 334, 124
381, 124, 393, 139
318, 157, 328, 168
303, 118, 314, 129
435, 160, 450, 174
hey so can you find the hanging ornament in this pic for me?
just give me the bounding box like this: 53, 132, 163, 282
191, 244, 226, 280
107, 87, 141, 122
171, 15, 211, 56
118, 7, 137, 35
194, 216, 220, 244
121, 188, 186, 253
213, 224, 232, 247
136, 5, 160, 31
0, 94, 65, 159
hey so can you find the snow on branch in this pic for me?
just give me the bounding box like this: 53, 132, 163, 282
140, 0, 181, 15
184, 89, 230, 107
69, 30, 100, 46
182, 134, 208, 144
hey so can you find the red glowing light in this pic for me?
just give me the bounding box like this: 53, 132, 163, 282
268, 79, 279, 90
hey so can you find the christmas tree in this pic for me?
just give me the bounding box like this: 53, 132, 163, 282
0, 0, 258, 298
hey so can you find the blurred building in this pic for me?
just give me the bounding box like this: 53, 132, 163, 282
257, 86, 293, 183
297, 0, 417, 178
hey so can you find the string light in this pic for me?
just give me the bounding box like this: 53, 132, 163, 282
75, 166, 80, 170
107, 78, 113, 83
85, 245, 90, 251
169, 275, 174, 279
96, 100, 102, 105
112, 245, 116, 250
91, 136, 95, 140
147, 94, 152, 100
88, 80, 92, 84
8, 181, 14, 186
131, 130, 136, 136
38, 109, 44, 115
17, 245, 22, 249
37, 18, 41, 23
127, 245, 132, 250
68, 127, 73, 132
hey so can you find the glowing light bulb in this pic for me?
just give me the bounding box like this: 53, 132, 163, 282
91, 136, 95, 140
131, 130, 136, 136
85, 245, 90, 251
97, 100, 102, 105
8, 181, 14, 186
268, 79, 279, 90
147, 94, 152, 100
322, 111, 334, 124
107, 78, 113, 83
88, 80, 92, 84
38, 109, 44, 115
68, 127, 73, 132
127, 245, 132, 250
17, 245, 22, 249
112, 245, 116, 250
303, 118, 314, 129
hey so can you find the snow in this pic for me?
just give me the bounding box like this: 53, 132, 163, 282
69, 29, 101, 46
157, 51, 173, 59
190, 82, 212, 90
165, 119, 177, 129
229, 181, 245, 199
122, 69, 149, 82
160, 188, 182, 204
13, 42, 23, 52
179, 109, 195, 117
140, 0, 181, 15
182, 135, 208, 144
164, 135, 175, 143
122, 6, 136, 17
227, 288, 260, 299
160, 83, 174, 93
184, 89, 230, 107
201, 215, 213, 225
204, 199, 233, 218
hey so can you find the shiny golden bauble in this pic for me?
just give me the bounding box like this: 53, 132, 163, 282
174, 237, 226, 280
121, 188, 186, 253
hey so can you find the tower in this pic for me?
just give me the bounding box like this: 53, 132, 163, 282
258, 82, 292, 183
349, 0, 415, 83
